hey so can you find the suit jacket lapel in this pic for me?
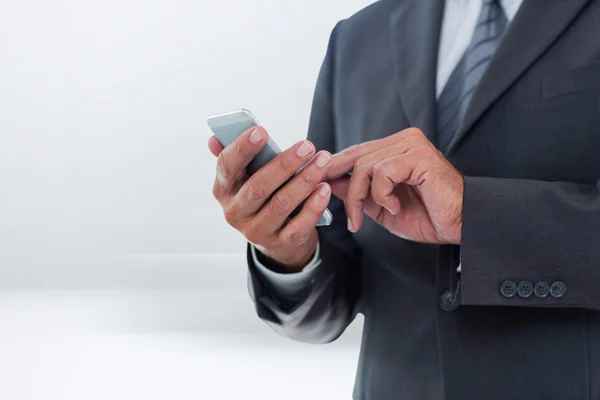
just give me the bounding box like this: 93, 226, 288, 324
446, 0, 593, 156
389, 0, 444, 143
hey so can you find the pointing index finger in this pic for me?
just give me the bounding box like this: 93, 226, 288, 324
326, 139, 391, 180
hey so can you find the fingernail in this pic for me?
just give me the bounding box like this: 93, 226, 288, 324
296, 141, 314, 157
383, 206, 397, 215
347, 217, 353, 232
319, 184, 330, 197
250, 129, 264, 144
316, 152, 331, 168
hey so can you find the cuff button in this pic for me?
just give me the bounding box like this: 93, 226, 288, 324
517, 281, 533, 298
550, 281, 566, 299
500, 281, 517, 298
534, 281, 550, 298
439, 289, 460, 312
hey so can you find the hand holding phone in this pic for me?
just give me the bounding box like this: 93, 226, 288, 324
207, 109, 333, 271
207, 109, 333, 226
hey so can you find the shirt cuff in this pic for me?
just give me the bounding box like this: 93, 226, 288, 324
251, 242, 322, 299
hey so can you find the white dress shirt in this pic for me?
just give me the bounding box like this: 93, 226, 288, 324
252, 0, 524, 294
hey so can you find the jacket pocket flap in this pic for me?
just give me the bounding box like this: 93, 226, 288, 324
541, 62, 600, 100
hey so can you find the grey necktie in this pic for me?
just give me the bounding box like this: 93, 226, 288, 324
436, 0, 508, 152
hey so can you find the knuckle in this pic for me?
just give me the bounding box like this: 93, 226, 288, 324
408, 127, 424, 137
232, 140, 247, 159
217, 156, 231, 179
223, 207, 238, 226
303, 197, 321, 214
284, 227, 309, 246
270, 193, 293, 216
212, 181, 223, 199
372, 161, 388, 176
233, 167, 247, 181
299, 168, 319, 187
370, 185, 386, 203
245, 179, 267, 201
354, 157, 369, 171
278, 155, 297, 175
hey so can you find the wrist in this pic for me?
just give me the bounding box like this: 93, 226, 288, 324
447, 221, 462, 245
438, 173, 463, 245
256, 232, 319, 273
448, 173, 464, 245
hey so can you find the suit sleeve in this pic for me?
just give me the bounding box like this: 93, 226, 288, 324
250, 242, 322, 300
460, 176, 600, 308
246, 21, 363, 344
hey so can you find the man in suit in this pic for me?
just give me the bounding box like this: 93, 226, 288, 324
208, 0, 600, 398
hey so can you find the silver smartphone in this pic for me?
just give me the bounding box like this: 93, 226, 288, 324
207, 109, 333, 227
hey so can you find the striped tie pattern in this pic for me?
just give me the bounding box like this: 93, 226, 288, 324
436, 0, 508, 152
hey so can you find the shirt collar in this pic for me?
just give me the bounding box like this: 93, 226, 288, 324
454, 0, 523, 22
501, 0, 523, 22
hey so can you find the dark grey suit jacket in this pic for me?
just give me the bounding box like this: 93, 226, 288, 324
247, 0, 600, 398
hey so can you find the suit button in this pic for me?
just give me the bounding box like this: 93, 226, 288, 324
500, 281, 517, 298
439, 289, 460, 312
550, 281, 567, 298
534, 281, 550, 298
517, 281, 533, 298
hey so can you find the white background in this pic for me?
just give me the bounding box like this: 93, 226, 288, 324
0, 0, 373, 398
